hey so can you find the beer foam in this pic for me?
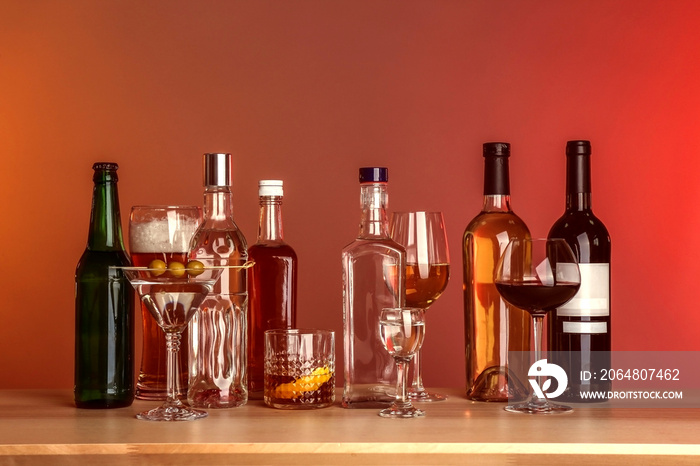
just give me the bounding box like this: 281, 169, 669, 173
130, 219, 199, 253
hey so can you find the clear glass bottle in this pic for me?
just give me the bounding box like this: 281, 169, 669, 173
188, 153, 249, 408
463, 143, 531, 402
247, 180, 298, 399
342, 167, 405, 408
548, 140, 611, 401
74, 162, 134, 408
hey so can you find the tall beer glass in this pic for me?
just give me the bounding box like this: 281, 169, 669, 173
129, 205, 202, 400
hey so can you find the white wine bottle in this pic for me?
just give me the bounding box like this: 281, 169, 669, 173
463, 143, 531, 402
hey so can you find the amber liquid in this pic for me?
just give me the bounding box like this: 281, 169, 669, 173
264, 372, 335, 408
131, 251, 189, 400
463, 211, 531, 402
404, 263, 449, 309
380, 320, 425, 358
248, 243, 297, 397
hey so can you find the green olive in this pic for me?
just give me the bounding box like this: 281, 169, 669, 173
148, 259, 167, 276
168, 261, 186, 278
187, 260, 205, 276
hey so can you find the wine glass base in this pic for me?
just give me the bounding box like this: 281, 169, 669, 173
378, 404, 425, 418
505, 401, 573, 415
136, 404, 208, 421
408, 388, 447, 402
135, 385, 187, 401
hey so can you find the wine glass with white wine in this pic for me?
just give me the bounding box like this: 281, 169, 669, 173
378, 307, 426, 418
390, 211, 450, 401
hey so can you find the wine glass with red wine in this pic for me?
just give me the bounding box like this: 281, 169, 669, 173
495, 238, 581, 414
390, 212, 450, 402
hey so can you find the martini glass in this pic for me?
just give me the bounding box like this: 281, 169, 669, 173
119, 263, 252, 421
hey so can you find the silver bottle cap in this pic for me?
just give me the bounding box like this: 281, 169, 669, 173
203, 153, 231, 187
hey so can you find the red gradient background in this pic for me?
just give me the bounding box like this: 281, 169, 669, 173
1, 1, 699, 390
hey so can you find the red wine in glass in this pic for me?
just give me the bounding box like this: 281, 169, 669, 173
495, 281, 580, 316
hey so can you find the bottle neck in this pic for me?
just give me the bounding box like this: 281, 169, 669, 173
203, 186, 234, 222
358, 182, 390, 238
482, 155, 513, 213
257, 196, 284, 241
87, 174, 125, 251
482, 194, 513, 213
566, 154, 592, 211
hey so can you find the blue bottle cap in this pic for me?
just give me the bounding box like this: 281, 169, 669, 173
359, 167, 388, 183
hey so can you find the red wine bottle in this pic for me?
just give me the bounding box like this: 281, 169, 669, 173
548, 140, 611, 401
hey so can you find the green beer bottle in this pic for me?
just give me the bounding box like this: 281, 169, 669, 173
74, 162, 134, 408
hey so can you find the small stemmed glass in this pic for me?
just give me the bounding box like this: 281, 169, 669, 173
390, 212, 450, 402
494, 238, 581, 414
120, 262, 252, 421
378, 307, 426, 418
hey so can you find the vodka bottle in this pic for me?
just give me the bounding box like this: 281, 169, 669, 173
188, 153, 249, 408
342, 167, 405, 408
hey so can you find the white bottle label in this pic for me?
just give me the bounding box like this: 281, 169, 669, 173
557, 263, 609, 318
562, 321, 608, 334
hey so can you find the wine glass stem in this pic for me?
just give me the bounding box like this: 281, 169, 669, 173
410, 308, 427, 392
532, 314, 546, 406
411, 349, 425, 391
165, 332, 182, 405
533, 315, 544, 363
395, 357, 410, 405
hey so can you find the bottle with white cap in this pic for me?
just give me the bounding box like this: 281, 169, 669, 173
247, 180, 298, 399
188, 153, 249, 408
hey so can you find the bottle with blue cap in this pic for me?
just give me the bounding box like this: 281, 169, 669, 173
342, 167, 406, 408
188, 153, 249, 408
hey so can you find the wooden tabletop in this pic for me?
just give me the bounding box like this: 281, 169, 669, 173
1, 389, 699, 465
